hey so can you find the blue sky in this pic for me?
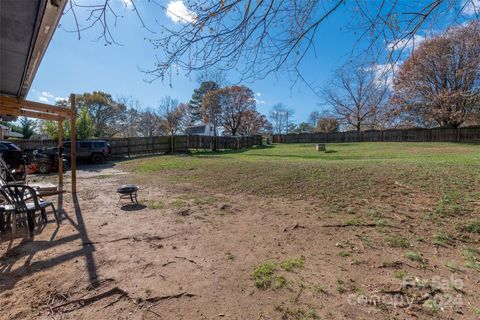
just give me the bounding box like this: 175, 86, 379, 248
27, 0, 478, 124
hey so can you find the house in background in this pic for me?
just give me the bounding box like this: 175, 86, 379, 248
0, 125, 23, 139
185, 123, 215, 136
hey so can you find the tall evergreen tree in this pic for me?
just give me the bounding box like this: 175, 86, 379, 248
18, 117, 37, 139
77, 107, 95, 139
188, 81, 219, 124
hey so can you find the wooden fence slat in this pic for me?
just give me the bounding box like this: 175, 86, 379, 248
271, 126, 480, 144
8, 134, 264, 157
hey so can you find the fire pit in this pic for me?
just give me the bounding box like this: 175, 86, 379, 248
117, 184, 139, 204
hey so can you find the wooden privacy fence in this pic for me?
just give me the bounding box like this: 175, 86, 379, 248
272, 126, 480, 144
9, 134, 263, 157
187, 135, 262, 150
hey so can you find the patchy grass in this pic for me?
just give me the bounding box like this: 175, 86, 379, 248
358, 235, 374, 249
385, 235, 410, 248
445, 262, 462, 273
338, 251, 351, 257
405, 251, 423, 263
474, 307, 480, 316
273, 276, 288, 289
394, 270, 409, 280
312, 284, 328, 295
335, 279, 356, 294
459, 220, 480, 233
423, 299, 440, 314
123, 143, 480, 209
251, 262, 277, 289
463, 248, 480, 272
170, 199, 188, 209
251, 262, 290, 289
252, 258, 305, 289
96, 174, 114, 179
433, 232, 453, 246
148, 201, 166, 210
279, 257, 304, 271
273, 305, 319, 319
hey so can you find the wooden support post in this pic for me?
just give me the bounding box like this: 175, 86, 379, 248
70, 94, 77, 193
58, 120, 63, 187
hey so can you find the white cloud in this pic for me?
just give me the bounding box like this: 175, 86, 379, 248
41, 91, 54, 99
33, 90, 64, 104
367, 63, 400, 89
387, 34, 425, 51
166, 1, 196, 24
256, 92, 262, 97
121, 0, 133, 7
463, 0, 479, 15
254, 98, 265, 105
37, 91, 55, 103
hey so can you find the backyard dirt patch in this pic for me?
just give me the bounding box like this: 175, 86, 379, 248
1, 143, 479, 319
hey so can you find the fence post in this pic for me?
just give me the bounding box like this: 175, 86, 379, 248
127, 138, 131, 158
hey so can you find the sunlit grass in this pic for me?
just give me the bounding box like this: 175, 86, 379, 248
122, 142, 480, 213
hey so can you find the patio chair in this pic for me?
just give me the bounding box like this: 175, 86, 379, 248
0, 185, 58, 236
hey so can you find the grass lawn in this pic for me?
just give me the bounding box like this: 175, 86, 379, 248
116, 142, 480, 319
125, 142, 480, 210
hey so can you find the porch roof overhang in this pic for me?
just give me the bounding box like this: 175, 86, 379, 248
0, 0, 67, 120
0, 0, 77, 193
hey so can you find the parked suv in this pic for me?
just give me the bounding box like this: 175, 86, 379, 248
63, 140, 111, 164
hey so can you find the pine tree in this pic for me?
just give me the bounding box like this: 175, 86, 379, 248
77, 107, 95, 139
188, 81, 219, 124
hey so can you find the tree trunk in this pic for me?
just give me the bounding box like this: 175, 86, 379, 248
212, 126, 217, 151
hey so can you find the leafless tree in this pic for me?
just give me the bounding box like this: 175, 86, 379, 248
323, 64, 389, 131
196, 69, 227, 87
158, 96, 188, 151
65, 1, 480, 82
269, 103, 295, 134
116, 96, 142, 137
200, 90, 222, 150
137, 108, 165, 137
308, 111, 322, 127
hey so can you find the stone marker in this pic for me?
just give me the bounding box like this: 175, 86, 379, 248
316, 143, 326, 152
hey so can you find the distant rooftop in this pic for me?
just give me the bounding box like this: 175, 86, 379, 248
186, 125, 208, 135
